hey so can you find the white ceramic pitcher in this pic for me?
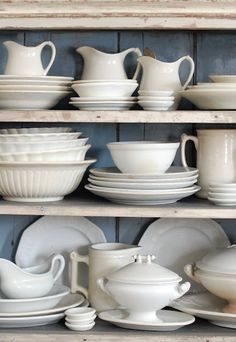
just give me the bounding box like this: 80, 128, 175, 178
76, 46, 142, 80
138, 55, 195, 91
4, 41, 56, 76
181, 129, 236, 198
70, 243, 141, 312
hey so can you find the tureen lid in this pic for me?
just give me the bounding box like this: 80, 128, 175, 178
196, 245, 236, 274
106, 255, 181, 284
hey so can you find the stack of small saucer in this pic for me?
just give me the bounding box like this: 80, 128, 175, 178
65, 307, 96, 331
208, 183, 236, 206
138, 90, 179, 110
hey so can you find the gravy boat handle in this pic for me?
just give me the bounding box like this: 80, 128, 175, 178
50, 254, 65, 283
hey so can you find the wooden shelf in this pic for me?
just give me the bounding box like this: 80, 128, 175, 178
1, 1, 236, 30
1, 110, 236, 124
1, 319, 235, 342
0, 196, 236, 218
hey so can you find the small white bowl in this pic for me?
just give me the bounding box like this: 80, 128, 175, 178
73, 79, 137, 84
65, 321, 95, 331
138, 100, 175, 111
107, 141, 180, 174
65, 314, 96, 324
138, 96, 175, 101
138, 90, 176, 97
72, 82, 138, 98
65, 307, 96, 320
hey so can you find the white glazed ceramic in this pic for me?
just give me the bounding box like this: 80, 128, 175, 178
71, 82, 138, 98
99, 309, 195, 331
4, 41, 56, 76
0, 159, 95, 202
65, 307, 96, 319
181, 129, 236, 198
0, 131, 81, 142
0, 85, 71, 91
138, 96, 175, 101
76, 46, 142, 80
65, 321, 95, 331
0, 254, 65, 299
0, 127, 72, 134
208, 197, 236, 206
185, 245, 236, 314
65, 314, 96, 324
0, 79, 72, 86
0, 145, 90, 162
138, 55, 194, 91
70, 96, 136, 102
70, 101, 135, 111
188, 83, 236, 89
138, 90, 176, 97
0, 75, 73, 81
73, 79, 137, 84
138, 99, 176, 111
70, 243, 141, 312
0, 312, 64, 328
107, 141, 180, 174
209, 75, 236, 83
98, 255, 190, 322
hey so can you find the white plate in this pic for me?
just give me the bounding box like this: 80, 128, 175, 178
209, 75, 236, 83
208, 197, 236, 206
15, 216, 106, 286
0, 285, 69, 313
138, 90, 176, 97
88, 177, 198, 190
189, 83, 236, 88
0, 132, 81, 142
70, 97, 137, 102
208, 192, 236, 199
0, 80, 72, 86
89, 174, 198, 183
0, 75, 73, 81
171, 292, 236, 329
139, 218, 230, 293
85, 184, 200, 205
0, 85, 71, 91
73, 79, 137, 84
0, 293, 84, 317
0, 127, 72, 134
99, 309, 195, 331
0, 312, 64, 328
90, 166, 198, 180
70, 102, 135, 110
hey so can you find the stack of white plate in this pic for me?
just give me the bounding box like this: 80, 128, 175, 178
0, 127, 95, 202
208, 183, 236, 206
0, 75, 73, 109
182, 75, 236, 109
69, 80, 138, 110
137, 90, 180, 111
85, 166, 200, 205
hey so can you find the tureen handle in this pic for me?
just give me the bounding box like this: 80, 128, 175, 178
97, 277, 111, 296
178, 281, 191, 296
184, 264, 201, 284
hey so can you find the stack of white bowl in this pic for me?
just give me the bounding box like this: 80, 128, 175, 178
138, 90, 177, 111
0, 127, 95, 202
65, 307, 96, 331
208, 183, 236, 206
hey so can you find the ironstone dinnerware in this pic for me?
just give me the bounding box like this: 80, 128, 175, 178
0, 75, 73, 81
209, 75, 236, 83
0, 127, 72, 134
107, 141, 180, 174
70, 96, 136, 102
0, 85, 71, 91
0, 312, 65, 328
98, 255, 190, 323
138, 99, 175, 111
0, 132, 81, 142
73, 79, 137, 84
70, 101, 135, 111
65, 314, 96, 324
65, 321, 95, 331
208, 182, 236, 206
65, 307, 96, 320
184, 245, 236, 314
138, 90, 176, 97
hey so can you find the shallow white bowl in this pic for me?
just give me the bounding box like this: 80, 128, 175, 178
138, 90, 176, 97
65, 321, 95, 331
72, 82, 138, 98
0, 132, 81, 142
0, 159, 95, 202
65, 315, 96, 325
0, 127, 72, 134
65, 307, 96, 319
0, 85, 71, 91
73, 79, 137, 84
138, 96, 175, 101
107, 141, 180, 174
70, 101, 135, 110
209, 75, 236, 83
138, 100, 176, 111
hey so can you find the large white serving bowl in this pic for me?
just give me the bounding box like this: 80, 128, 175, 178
0, 159, 96, 202
0, 132, 81, 142
107, 141, 180, 174
0, 145, 90, 162
0, 90, 71, 110
0, 138, 89, 153
72, 82, 138, 98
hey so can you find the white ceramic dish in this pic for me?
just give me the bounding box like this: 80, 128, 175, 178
209, 75, 236, 83
65, 321, 95, 331
85, 184, 200, 205
138, 96, 175, 101
208, 192, 236, 199
70, 101, 135, 111
0, 90, 71, 110
72, 82, 138, 98
208, 197, 236, 206
88, 177, 197, 190
0, 131, 81, 142
0, 312, 64, 328
0, 127, 72, 134
0, 159, 95, 202
99, 309, 195, 331
107, 141, 179, 174
0, 79, 72, 86
0, 145, 90, 162
0, 285, 69, 313
138, 100, 175, 111
15, 216, 106, 287
188, 83, 236, 88
171, 292, 236, 329
0, 138, 89, 153
0, 75, 73, 81
73, 79, 137, 84
70, 96, 137, 102
0, 85, 71, 91
90, 166, 198, 180
139, 218, 230, 293
65, 307, 96, 319
66, 314, 96, 324
138, 90, 176, 97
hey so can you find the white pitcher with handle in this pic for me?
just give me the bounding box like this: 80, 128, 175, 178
3, 41, 56, 76
138, 55, 195, 91
76, 46, 142, 80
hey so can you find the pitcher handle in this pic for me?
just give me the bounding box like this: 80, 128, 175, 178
178, 55, 195, 89
181, 133, 198, 167
70, 251, 89, 298
123, 48, 142, 80
50, 254, 65, 283
39, 41, 56, 76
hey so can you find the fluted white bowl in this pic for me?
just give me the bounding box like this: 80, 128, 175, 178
0, 127, 72, 134
0, 132, 81, 142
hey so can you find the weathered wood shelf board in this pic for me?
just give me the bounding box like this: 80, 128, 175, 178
0, 319, 235, 342
0, 196, 235, 218
1, 110, 236, 123
1, 0, 236, 30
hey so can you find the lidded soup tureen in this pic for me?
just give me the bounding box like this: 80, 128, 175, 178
98, 255, 190, 322
184, 245, 236, 313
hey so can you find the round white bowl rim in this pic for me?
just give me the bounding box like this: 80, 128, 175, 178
65, 321, 95, 329
107, 141, 180, 149
66, 314, 97, 321
73, 80, 137, 83
65, 307, 96, 316
72, 82, 138, 87
0, 137, 88, 145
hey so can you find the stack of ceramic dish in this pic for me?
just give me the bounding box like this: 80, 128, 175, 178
70, 80, 138, 110
137, 90, 178, 110
0, 127, 95, 202
65, 307, 96, 331
207, 183, 236, 206
182, 75, 236, 109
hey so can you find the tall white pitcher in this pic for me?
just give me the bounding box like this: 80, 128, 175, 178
181, 129, 236, 198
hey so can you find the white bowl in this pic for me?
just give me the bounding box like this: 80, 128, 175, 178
138, 96, 175, 101
0, 145, 90, 162
72, 82, 138, 98
0, 132, 81, 142
65, 321, 95, 331
73, 79, 137, 84
0, 85, 71, 91
138, 90, 176, 97
0, 127, 72, 134
209, 75, 236, 83
107, 141, 180, 174
0, 159, 95, 202
65, 315, 96, 325
138, 100, 176, 111
70, 101, 135, 111
65, 307, 96, 319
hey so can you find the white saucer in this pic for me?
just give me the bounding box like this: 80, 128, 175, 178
0, 75, 73, 81
0, 312, 64, 328
208, 197, 236, 206
98, 309, 195, 331
171, 292, 236, 329
70, 96, 137, 102
70, 102, 135, 110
